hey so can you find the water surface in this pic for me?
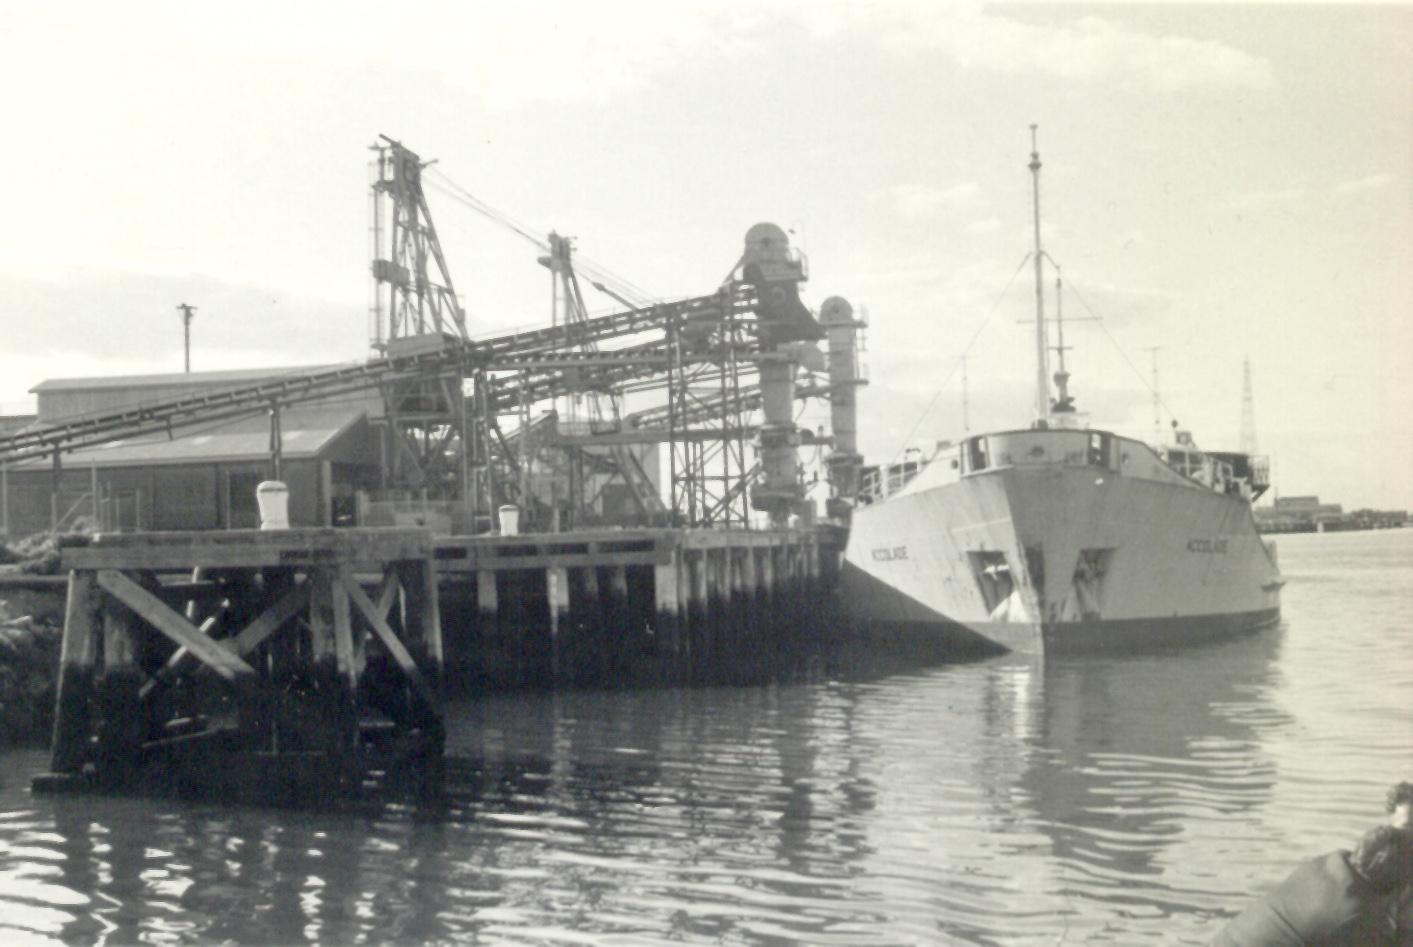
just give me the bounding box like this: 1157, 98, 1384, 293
1, 528, 1408, 944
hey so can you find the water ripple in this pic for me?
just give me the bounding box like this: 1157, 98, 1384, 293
0, 531, 1410, 943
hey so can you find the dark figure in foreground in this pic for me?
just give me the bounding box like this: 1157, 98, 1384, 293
1389, 781, 1413, 943
1212, 823, 1411, 946
1391, 781, 1413, 832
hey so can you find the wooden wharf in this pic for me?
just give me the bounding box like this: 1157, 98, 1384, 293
31, 527, 445, 804
28, 523, 841, 804
434, 526, 840, 689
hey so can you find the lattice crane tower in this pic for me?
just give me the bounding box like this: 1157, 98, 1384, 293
1240, 357, 1258, 456
370, 136, 469, 350
367, 136, 479, 507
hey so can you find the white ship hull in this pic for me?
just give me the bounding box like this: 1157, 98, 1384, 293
841, 429, 1282, 654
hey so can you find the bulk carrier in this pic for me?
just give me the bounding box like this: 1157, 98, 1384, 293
840, 130, 1282, 654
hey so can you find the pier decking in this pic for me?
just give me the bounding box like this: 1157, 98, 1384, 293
435, 526, 839, 688
31, 528, 445, 802
29, 524, 840, 801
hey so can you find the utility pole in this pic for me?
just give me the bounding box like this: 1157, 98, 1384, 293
177, 303, 196, 373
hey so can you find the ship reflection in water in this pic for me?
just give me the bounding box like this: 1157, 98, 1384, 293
1015, 632, 1291, 926
830, 625, 1291, 942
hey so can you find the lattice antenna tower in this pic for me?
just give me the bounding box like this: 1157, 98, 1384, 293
369, 136, 470, 351
1240, 356, 1258, 455
961, 355, 970, 434
1143, 346, 1163, 445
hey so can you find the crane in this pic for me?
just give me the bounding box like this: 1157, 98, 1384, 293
0, 139, 828, 532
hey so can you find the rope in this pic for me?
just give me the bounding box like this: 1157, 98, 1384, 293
425, 169, 657, 307
1062, 278, 1182, 427
573, 251, 656, 306
886, 252, 1032, 466
424, 171, 545, 251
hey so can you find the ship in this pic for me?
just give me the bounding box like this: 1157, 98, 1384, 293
839, 129, 1282, 654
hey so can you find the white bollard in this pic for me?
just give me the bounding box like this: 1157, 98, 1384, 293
256, 481, 291, 530
498, 504, 520, 536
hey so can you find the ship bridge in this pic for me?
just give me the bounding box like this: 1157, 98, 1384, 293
860, 427, 1269, 507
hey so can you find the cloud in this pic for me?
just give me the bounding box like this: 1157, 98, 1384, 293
8, 1, 1273, 114
891, 182, 983, 220
9, 1, 764, 109
0, 268, 365, 407
1334, 172, 1396, 195
871, 7, 1274, 92
1231, 187, 1307, 210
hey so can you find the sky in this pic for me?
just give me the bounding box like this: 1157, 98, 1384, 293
1, 2, 1409, 509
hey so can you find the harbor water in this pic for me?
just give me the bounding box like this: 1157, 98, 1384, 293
1, 528, 1409, 944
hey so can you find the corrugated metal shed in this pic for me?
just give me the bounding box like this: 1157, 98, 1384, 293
7, 407, 369, 470
0, 415, 37, 437
30, 364, 381, 424
29, 364, 347, 393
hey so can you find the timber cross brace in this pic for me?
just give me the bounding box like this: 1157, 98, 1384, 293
32, 528, 445, 804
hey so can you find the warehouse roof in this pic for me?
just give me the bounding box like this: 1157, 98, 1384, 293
30, 364, 347, 393
7, 407, 368, 470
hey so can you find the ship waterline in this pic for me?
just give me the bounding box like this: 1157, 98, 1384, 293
841, 427, 1282, 654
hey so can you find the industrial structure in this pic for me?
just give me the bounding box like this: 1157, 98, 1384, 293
14, 137, 871, 800
0, 136, 867, 540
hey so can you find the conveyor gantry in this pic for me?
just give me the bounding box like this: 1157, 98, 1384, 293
0, 284, 762, 467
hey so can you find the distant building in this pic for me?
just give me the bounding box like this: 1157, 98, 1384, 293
1254, 495, 1344, 533
1, 366, 665, 539
0, 415, 36, 437
1, 367, 380, 538
1254, 495, 1406, 533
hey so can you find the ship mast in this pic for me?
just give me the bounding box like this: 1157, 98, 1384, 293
1051, 269, 1075, 413
1029, 125, 1050, 427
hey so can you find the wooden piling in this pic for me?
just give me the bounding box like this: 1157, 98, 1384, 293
604, 565, 629, 682
579, 565, 608, 684
728, 550, 748, 674
653, 560, 681, 679
705, 549, 727, 675
397, 559, 443, 673
48, 572, 101, 778
96, 587, 144, 789
33, 528, 444, 803
687, 551, 707, 680
430, 526, 837, 691
476, 569, 498, 684
546, 566, 570, 687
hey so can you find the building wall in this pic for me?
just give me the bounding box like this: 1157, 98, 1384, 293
0, 460, 374, 539
1273, 495, 1324, 512
0, 416, 36, 437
